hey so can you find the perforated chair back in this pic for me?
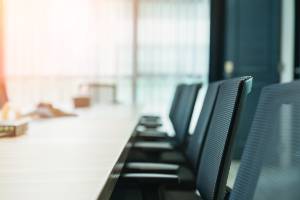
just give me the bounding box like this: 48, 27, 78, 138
169, 84, 185, 125
173, 83, 201, 146
230, 81, 300, 200
196, 76, 253, 200
186, 81, 223, 170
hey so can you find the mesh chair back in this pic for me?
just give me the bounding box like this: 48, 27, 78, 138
173, 83, 201, 145
186, 81, 223, 170
230, 80, 300, 200
196, 76, 253, 200
169, 84, 185, 125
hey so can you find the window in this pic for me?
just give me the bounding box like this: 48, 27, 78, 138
137, 0, 210, 113
4, 0, 210, 112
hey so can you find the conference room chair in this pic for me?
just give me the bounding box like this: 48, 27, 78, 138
138, 84, 185, 131
229, 80, 300, 200
154, 80, 300, 200
136, 84, 186, 140
131, 83, 201, 153
110, 76, 253, 200
124, 81, 222, 171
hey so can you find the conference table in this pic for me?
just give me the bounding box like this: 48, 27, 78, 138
0, 105, 140, 200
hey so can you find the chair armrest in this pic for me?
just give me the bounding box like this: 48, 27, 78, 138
137, 131, 169, 141
121, 173, 180, 185
140, 116, 162, 123
133, 142, 174, 151
137, 129, 168, 136
139, 121, 163, 129
140, 115, 161, 120
125, 162, 180, 173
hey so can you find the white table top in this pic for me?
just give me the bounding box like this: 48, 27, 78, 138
0, 105, 139, 200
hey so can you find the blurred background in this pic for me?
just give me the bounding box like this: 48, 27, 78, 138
1, 0, 210, 111
0, 0, 298, 157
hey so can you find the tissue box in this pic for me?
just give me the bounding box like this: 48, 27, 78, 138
73, 96, 91, 108
0, 120, 28, 137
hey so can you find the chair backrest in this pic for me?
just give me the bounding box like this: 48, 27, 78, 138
169, 84, 185, 125
196, 76, 253, 200
173, 83, 201, 146
186, 81, 223, 170
230, 81, 300, 200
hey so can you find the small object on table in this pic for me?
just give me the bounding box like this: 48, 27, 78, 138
0, 119, 28, 137
73, 96, 91, 108
22, 102, 77, 119
79, 82, 118, 104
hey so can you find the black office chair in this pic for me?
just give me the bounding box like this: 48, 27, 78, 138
138, 84, 185, 130
124, 81, 222, 172
230, 80, 300, 200
111, 76, 253, 200
131, 83, 201, 152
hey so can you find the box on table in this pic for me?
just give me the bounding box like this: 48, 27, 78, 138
0, 120, 28, 137
73, 96, 91, 108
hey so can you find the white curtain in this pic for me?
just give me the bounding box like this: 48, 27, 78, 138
4, 0, 210, 111
137, 0, 210, 114
4, 0, 133, 107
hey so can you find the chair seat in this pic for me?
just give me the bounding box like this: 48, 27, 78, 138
125, 150, 187, 164
136, 129, 169, 141
138, 130, 168, 138
139, 120, 163, 128
160, 190, 202, 200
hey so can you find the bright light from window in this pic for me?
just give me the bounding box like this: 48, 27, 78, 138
3, 0, 210, 111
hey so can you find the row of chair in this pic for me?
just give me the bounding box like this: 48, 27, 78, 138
111, 77, 300, 200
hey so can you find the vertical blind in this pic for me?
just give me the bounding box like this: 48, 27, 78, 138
3, 0, 210, 111
5, 0, 134, 106
137, 0, 210, 113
